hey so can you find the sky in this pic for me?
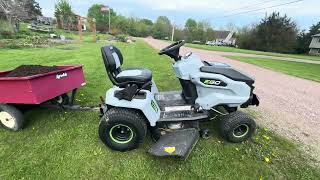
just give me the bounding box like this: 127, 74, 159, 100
37, 0, 319, 31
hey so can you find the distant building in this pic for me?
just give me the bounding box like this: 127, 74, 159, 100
213, 30, 236, 46
309, 34, 320, 55
206, 31, 237, 46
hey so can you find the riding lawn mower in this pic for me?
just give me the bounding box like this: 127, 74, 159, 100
98, 40, 259, 159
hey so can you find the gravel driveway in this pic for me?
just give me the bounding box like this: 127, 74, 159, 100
144, 38, 320, 160
200, 51, 320, 64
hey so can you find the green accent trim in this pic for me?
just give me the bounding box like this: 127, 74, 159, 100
151, 100, 158, 112
232, 124, 249, 138
109, 124, 134, 144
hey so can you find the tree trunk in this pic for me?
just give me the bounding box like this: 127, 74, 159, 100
7, 15, 19, 33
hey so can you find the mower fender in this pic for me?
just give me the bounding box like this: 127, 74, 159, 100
105, 87, 160, 126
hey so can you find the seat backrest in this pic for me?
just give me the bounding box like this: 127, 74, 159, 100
101, 45, 124, 74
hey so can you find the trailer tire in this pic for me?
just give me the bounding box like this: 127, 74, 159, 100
0, 104, 24, 131
98, 108, 147, 151
220, 111, 256, 143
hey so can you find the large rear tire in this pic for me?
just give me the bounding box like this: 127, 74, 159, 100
98, 108, 147, 151
0, 104, 24, 131
220, 111, 256, 143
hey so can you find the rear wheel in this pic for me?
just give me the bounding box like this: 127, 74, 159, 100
98, 108, 147, 151
0, 104, 24, 131
220, 111, 256, 143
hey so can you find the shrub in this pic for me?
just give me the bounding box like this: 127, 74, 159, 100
0, 35, 50, 49
0, 20, 13, 39
115, 34, 127, 42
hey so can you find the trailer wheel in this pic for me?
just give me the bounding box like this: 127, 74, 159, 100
98, 108, 147, 151
0, 104, 24, 131
55, 94, 70, 105
220, 111, 256, 143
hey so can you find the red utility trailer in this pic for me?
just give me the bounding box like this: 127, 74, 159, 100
0, 65, 86, 131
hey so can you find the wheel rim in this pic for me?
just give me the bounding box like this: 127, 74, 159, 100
109, 124, 134, 144
232, 124, 249, 138
0, 111, 16, 129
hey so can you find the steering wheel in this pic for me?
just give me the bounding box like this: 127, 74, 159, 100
159, 40, 185, 55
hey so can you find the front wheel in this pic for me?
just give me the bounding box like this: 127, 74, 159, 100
98, 108, 147, 151
220, 111, 256, 143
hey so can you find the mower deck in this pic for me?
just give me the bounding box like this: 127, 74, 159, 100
148, 128, 199, 159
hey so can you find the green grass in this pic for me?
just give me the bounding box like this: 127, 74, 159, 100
186, 43, 320, 61
0, 41, 319, 179
228, 56, 320, 82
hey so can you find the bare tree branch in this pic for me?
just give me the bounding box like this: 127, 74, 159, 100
0, 0, 12, 13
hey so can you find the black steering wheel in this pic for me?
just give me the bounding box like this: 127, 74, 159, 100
158, 40, 185, 61
159, 40, 185, 55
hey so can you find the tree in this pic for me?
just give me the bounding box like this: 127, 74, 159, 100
140, 19, 153, 26
296, 22, 320, 54
54, 0, 74, 30
87, 4, 116, 32
173, 28, 186, 41
195, 21, 205, 42
237, 25, 257, 49
152, 16, 172, 39
113, 15, 129, 34
256, 12, 298, 53
240, 12, 298, 53
24, 0, 42, 19
0, 0, 40, 32
185, 18, 197, 42
185, 18, 197, 31
197, 20, 211, 42
136, 18, 153, 37
206, 27, 216, 41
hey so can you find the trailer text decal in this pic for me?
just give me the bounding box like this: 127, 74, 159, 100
56, 72, 68, 80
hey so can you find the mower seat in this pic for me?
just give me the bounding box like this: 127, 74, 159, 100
101, 45, 152, 88
116, 68, 152, 85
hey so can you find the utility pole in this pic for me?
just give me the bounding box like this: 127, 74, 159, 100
171, 22, 175, 42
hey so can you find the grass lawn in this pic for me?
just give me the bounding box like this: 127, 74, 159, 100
186, 43, 320, 61
0, 40, 319, 179
228, 56, 320, 82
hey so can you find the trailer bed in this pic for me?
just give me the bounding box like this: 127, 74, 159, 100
0, 65, 86, 104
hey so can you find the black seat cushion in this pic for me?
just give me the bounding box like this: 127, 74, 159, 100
200, 66, 254, 85
116, 68, 152, 85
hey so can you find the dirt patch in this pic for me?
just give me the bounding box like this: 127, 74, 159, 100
6, 65, 60, 77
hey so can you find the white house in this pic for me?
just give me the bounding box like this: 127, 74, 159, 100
309, 33, 320, 55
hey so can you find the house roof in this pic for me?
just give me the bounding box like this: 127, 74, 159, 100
312, 33, 320, 37
214, 31, 231, 39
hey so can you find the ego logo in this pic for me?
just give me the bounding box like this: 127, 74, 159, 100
56, 72, 68, 80
201, 78, 227, 87
204, 79, 221, 85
